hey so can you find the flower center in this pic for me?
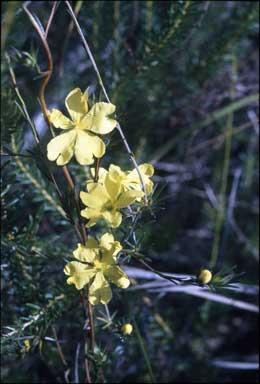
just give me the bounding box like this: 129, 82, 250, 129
74, 119, 83, 130
104, 203, 114, 212
93, 259, 103, 270
93, 259, 108, 272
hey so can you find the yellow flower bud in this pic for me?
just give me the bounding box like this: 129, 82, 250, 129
121, 323, 133, 335
24, 339, 31, 352
198, 269, 212, 284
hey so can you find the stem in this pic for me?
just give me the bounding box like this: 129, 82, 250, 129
134, 320, 156, 383
131, 253, 180, 285
94, 157, 101, 182
23, 2, 87, 244
6, 52, 63, 198
52, 326, 68, 367
87, 299, 95, 353
80, 291, 92, 384
23, 3, 92, 381
65, 0, 148, 203
210, 56, 236, 269
45, 2, 59, 38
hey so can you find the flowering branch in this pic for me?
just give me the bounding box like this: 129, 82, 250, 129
22, 2, 86, 243
22, 3, 94, 381
65, 0, 148, 204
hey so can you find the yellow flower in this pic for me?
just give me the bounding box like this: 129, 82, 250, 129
90, 163, 154, 196
47, 88, 117, 165
21, 339, 31, 353
64, 233, 130, 305
80, 174, 144, 228
198, 269, 212, 284
121, 323, 133, 335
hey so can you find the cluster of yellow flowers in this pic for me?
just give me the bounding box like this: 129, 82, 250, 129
47, 88, 154, 305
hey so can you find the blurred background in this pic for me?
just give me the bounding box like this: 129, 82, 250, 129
1, 1, 259, 383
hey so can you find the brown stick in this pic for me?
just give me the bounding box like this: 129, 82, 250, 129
80, 291, 92, 383
87, 299, 95, 353
52, 326, 68, 367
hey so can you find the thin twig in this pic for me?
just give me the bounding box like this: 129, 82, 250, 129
210, 56, 236, 269
189, 120, 256, 154
134, 320, 156, 383
6, 52, 63, 198
130, 253, 181, 285
87, 298, 95, 353
59, 0, 83, 77
45, 1, 59, 38
74, 343, 81, 384
148, 285, 259, 313
80, 291, 92, 384
52, 326, 68, 367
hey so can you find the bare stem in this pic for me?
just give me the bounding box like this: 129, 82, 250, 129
94, 157, 101, 182
45, 2, 59, 38
80, 291, 92, 384
87, 299, 95, 353
52, 326, 68, 367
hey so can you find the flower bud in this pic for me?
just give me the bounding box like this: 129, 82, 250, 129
121, 323, 133, 335
198, 269, 212, 284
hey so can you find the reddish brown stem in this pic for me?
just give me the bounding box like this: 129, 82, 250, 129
23, 3, 92, 382
80, 292, 92, 384
87, 299, 95, 353
94, 157, 101, 182
23, 2, 87, 245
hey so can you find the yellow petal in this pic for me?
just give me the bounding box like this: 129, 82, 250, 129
99, 232, 115, 249
86, 179, 109, 193
80, 185, 109, 208
140, 163, 154, 177
100, 233, 122, 261
108, 164, 125, 182
102, 210, 122, 228
126, 163, 154, 195
89, 167, 107, 184
80, 102, 117, 134
106, 266, 130, 289
81, 206, 100, 221
48, 109, 74, 129
89, 271, 112, 305
128, 164, 154, 180
65, 88, 88, 122
104, 173, 121, 201
115, 190, 144, 208
47, 130, 76, 165
73, 238, 99, 262
74, 131, 105, 165
85, 217, 98, 228
99, 233, 122, 264
64, 261, 96, 290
